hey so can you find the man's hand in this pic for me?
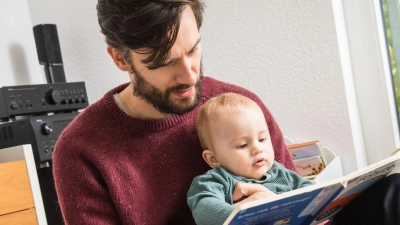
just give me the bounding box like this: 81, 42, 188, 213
232, 182, 277, 206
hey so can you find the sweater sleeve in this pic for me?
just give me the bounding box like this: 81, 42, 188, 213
187, 172, 236, 225
53, 129, 121, 224
278, 163, 314, 189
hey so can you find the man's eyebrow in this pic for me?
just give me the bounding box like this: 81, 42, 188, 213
188, 37, 201, 53
167, 37, 201, 62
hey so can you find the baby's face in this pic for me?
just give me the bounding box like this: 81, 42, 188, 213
209, 104, 275, 180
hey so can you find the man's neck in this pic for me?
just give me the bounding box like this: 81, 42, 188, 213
118, 84, 171, 120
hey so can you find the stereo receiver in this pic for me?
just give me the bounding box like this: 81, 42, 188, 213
0, 82, 88, 120
0, 112, 79, 168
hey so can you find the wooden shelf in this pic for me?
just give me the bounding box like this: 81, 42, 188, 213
0, 208, 38, 225
0, 160, 37, 224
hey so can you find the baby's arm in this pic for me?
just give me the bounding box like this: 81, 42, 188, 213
279, 163, 314, 189
187, 173, 236, 225
232, 182, 277, 206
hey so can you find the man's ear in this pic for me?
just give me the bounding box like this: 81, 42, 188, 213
107, 46, 131, 71
202, 150, 220, 168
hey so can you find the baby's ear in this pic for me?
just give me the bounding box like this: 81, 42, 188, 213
202, 150, 220, 168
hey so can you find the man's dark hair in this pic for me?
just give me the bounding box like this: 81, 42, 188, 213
97, 0, 204, 70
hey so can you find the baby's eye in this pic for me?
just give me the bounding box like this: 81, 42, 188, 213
237, 143, 247, 149
259, 138, 267, 143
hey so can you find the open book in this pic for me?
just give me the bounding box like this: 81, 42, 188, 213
223, 152, 400, 225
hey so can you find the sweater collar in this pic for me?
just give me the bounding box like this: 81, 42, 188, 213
102, 82, 200, 132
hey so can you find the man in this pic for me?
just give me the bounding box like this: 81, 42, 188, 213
53, 1, 400, 225
53, 1, 295, 224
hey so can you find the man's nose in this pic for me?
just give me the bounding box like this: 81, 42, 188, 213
176, 57, 197, 85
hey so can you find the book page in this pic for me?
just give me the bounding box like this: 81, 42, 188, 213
309, 153, 400, 224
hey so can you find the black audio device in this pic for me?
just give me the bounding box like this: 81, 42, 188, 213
0, 82, 88, 120
0, 112, 79, 167
0, 23, 88, 225
33, 24, 66, 83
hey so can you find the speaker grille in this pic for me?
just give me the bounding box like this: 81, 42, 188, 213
0, 126, 14, 142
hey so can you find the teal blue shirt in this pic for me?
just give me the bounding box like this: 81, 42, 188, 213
187, 161, 313, 225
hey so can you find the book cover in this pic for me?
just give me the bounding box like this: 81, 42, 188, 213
223, 153, 400, 225
288, 141, 322, 160
294, 156, 325, 178
288, 141, 326, 178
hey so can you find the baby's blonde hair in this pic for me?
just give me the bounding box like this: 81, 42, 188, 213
196, 92, 257, 150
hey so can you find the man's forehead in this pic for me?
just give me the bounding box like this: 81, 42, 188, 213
132, 35, 200, 60
169, 36, 201, 58
130, 5, 201, 66
168, 5, 201, 57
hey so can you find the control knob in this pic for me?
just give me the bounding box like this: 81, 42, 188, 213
45, 89, 62, 105
41, 123, 53, 135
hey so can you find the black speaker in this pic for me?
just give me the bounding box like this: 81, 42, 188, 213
33, 24, 66, 83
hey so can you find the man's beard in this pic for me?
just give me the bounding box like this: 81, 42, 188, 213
128, 61, 203, 115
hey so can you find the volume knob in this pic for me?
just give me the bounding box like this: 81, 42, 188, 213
41, 123, 53, 135
46, 89, 62, 105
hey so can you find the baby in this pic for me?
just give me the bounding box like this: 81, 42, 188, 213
187, 92, 313, 225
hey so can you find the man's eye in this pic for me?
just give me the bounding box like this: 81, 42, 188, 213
159, 60, 175, 68
237, 144, 247, 149
189, 47, 198, 54
162, 61, 173, 67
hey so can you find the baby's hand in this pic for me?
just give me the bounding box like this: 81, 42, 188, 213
232, 183, 277, 206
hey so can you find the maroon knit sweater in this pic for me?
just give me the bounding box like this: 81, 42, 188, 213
53, 76, 296, 225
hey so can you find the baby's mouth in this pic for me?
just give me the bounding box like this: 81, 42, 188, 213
253, 159, 266, 167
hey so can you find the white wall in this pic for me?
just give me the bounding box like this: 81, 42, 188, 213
26, 1, 125, 104
0, 0, 43, 87
201, 1, 356, 174
6, 0, 397, 175
25, 0, 357, 173
0, 1, 44, 162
